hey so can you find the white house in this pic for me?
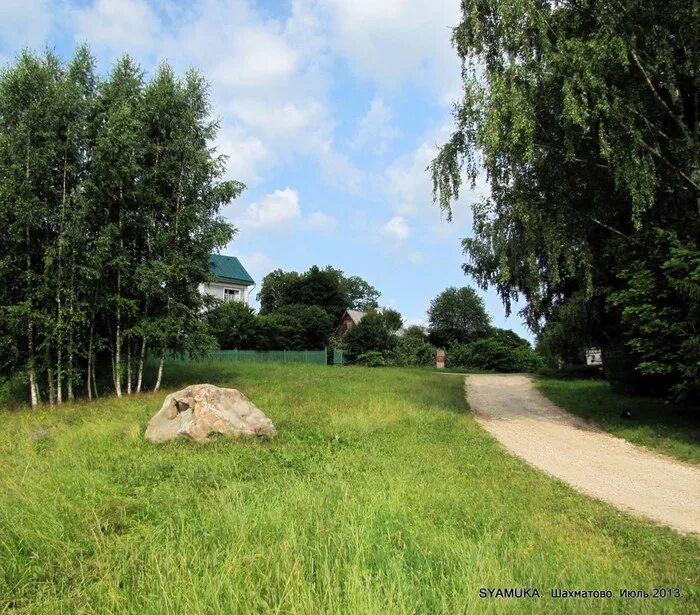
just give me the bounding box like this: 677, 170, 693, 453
200, 254, 255, 304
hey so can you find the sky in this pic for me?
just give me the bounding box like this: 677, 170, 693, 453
0, 0, 530, 339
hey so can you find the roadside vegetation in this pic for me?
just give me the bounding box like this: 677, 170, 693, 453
1, 362, 698, 614
433, 1, 699, 403
536, 378, 699, 464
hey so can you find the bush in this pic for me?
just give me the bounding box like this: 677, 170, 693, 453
388, 336, 436, 367
447, 337, 544, 373
402, 325, 428, 341
445, 342, 472, 368
207, 301, 258, 349
254, 314, 304, 350
275, 304, 334, 349
344, 311, 395, 363
355, 351, 387, 367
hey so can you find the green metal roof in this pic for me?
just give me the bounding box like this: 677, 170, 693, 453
208, 254, 255, 286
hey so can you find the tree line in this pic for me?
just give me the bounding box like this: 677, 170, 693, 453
208, 270, 540, 372
207, 265, 383, 351
432, 0, 699, 401
0, 48, 241, 407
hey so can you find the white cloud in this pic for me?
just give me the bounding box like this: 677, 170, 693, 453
210, 28, 301, 93
307, 211, 338, 233
217, 129, 270, 186
72, 0, 159, 54
351, 97, 399, 153
383, 125, 482, 236
154, 0, 356, 193
318, 145, 364, 193
319, 0, 461, 97
0, 0, 52, 49
61, 0, 353, 194
241, 188, 301, 233
382, 216, 411, 241
385, 140, 437, 217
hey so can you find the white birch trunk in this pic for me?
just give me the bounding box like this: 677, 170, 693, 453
136, 336, 146, 393
154, 356, 164, 393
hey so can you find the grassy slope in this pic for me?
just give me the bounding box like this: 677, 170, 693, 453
535, 378, 699, 464
0, 363, 697, 614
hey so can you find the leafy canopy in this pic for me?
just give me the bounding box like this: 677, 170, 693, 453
432, 0, 699, 398
427, 287, 491, 346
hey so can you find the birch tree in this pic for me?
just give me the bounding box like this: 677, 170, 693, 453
432, 0, 699, 397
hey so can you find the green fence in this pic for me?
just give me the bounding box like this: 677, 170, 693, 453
333, 349, 345, 366
166, 349, 328, 365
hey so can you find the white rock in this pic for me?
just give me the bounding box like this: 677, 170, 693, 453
145, 384, 276, 443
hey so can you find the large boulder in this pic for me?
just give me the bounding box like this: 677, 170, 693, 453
145, 384, 276, 443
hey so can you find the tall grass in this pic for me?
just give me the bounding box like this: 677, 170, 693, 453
1, 363, 697, 614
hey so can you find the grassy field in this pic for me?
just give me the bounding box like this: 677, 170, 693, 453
1, 363, 698, 614
535, 378, 699, 464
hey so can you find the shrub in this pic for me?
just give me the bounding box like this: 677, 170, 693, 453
207, 301, 258, 350
355, 351, 387, 367
388, 336, 436, 367
254, 314, 304, 350
402, 325, 428, 341
275, 304, 334, 349
344, 311, 395, 362
445, 342, 472, 368
447, 337, 544, 373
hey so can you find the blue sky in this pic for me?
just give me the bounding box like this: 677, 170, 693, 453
0, 0, 530, 339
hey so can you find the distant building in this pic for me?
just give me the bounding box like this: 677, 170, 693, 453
336, 308, 414, 337
200, 254, 255, 305
337, 309, 368, 334
585, 347, 603, 367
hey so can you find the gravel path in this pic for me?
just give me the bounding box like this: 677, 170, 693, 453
466, 374, 700, 535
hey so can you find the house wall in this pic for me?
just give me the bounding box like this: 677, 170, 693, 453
200, 282, 249, 304
339, 314, 355, 333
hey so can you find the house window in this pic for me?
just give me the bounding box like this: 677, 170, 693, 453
223, 288, 240, 302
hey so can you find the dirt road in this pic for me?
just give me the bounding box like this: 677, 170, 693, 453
466, 374, 700, 535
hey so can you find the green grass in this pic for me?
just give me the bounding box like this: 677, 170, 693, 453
1, 362, 698, 614
535, 377, 699, 464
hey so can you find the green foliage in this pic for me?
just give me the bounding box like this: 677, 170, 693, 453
207, 301, 257, 350
354, 351, 387, 367
402, 325, 428, 341
0, 48, 239, 404
432, 0, 700, 399
387, 336, 436, 367
609, 229, 700, 401
255, 266, 380, 351
427, 287, 491, 347
343, 311, 395, 363
253, 313, 304, 351
258, 266, 379, 320
381, 308, 403, 332
273, 304, 334, 350
341, 275, 380, 311
489, 327, 531, 350
535, 293, 603, 367
447, 335, 543, 373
